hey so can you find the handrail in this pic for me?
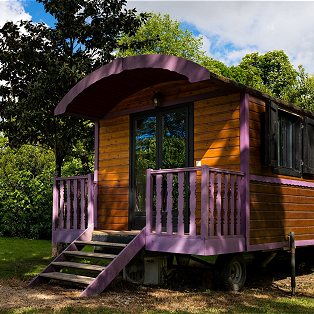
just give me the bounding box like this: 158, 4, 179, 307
150, 165, 244, 176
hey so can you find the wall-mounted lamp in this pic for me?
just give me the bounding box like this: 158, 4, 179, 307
152, 92, 162, 108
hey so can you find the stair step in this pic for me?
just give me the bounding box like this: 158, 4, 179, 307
52, 261, 105, 272
75, 240, 127, 248
64, 250, 117, 259
40, 272, 94, 285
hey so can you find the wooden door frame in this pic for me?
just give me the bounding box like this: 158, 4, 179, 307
128, 103, 194, 230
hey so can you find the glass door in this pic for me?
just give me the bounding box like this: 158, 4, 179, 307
130, 105, 192, 229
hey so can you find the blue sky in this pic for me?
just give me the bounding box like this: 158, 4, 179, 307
23, 0, 55, 25
1, 0, 314, 73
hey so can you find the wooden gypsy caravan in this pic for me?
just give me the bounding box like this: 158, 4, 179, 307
31, 54, 314, 296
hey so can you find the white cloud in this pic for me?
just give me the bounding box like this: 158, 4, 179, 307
0, 0, 31, 26
128, 1, 314, 73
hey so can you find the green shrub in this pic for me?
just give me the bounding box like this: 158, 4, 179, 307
0, 138, 55, 239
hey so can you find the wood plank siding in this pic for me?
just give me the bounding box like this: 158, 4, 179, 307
194, 93, 241, 171
98, 116, 130, 230
248, 95, 314, 245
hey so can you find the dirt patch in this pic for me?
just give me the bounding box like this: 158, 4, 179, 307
0, 270, 313, 313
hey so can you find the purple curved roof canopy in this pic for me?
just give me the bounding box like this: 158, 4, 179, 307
54, 54, 211, 118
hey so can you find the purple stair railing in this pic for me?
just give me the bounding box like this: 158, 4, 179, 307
146, 165, 244, 241
52, 174, 95, 244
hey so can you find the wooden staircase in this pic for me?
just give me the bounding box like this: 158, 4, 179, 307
30, 228, 146, 297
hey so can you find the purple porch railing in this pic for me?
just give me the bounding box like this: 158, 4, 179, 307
52, 174, 95, 244
146, 165, 244, 239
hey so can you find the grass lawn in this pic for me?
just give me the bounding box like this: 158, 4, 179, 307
0, 237, 52, 280
0, 236, 313, 314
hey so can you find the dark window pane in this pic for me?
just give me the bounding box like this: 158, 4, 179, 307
135, 116, 156, 212
162, 111, 186, 169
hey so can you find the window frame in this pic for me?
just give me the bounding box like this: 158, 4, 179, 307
265, 101, 303, 177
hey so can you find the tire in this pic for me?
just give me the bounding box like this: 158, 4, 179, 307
214, 254, 246, 291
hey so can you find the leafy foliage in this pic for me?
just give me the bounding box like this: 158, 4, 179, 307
117, 13, 206, 63
0, 136, 55, 239
0, 0, 147, 175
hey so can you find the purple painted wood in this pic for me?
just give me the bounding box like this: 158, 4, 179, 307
209, 172, 215, 237
93, 120, 99, 228
80, 228, 146, 297
87, 174, 94, 227
156, 174, 163, 234
295, 239, 314, 247
178, 172, 185, 236
240, 92, 250, 248
146, 169, 153, 234
80, 178, 86, 229
52, 178, 59, 230
30, 225, 93, 286
189, 171, 197, 236
201, 166, 209, 239
248, 241, 288, 252
250, 174, 314, 188
73, 180, 78, 229
230, 175, 235, 236
151, 166, 243, 176
146, 234, 246, 256
236, 176, 241, 235
59, 181, 65, 229
223, 174, 229, 236
166, 173, 173, 235
66, 180, 71, 229
216, 173, 222, 236
55, 55, 210, 118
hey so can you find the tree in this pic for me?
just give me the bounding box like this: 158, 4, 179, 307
0, 0, 147, 175
235, 50, 298, 100
288, 66, 314, 112
117, 13, 206, 63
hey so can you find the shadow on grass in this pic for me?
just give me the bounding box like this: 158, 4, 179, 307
0, 237, 52, 280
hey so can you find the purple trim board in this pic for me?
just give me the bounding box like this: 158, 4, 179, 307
240, 93, 250, 250
250, 174, 314, 188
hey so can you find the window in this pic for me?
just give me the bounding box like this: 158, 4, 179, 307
265, 101, 314, 177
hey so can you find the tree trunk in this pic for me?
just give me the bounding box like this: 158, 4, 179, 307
55, 151, 64, 177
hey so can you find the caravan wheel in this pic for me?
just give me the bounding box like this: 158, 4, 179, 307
215, 254, 246, 291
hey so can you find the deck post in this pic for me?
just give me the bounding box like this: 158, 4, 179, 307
52, 178, 59, 256
201, 165, 209, 239
146, 169, 153, 234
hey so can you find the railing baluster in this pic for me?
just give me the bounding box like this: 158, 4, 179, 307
146, 169, 153, 234
59, 181, 65, 229
156, 174, 163, 234
230, 175, 235, 236
66, 180, 71, 229
80, 178, 85, 229
216, 173, 222, 236
166, 173, 173, 235
209, 172, 215, 237
223, 174, 229, 236
201, 165, 209, 239
236, 176, 242, 235
178, 172, 185, 236
73, 179, 78, 229
87, 173, 94, 227
52, 178, 59, 230
189, 171, 196, 236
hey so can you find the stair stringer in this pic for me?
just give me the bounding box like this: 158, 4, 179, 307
29, 224, 94, 286
80, 227, 146, 297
